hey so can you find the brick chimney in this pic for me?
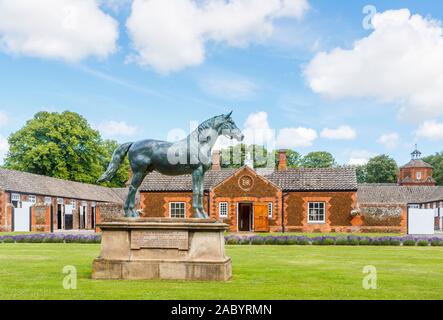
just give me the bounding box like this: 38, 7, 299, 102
278, 149, 287, 171
212, 150, 221, 171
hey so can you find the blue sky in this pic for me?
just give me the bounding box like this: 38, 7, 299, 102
1, 0, 443, 166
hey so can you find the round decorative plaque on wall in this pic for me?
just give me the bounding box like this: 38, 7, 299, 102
238, 175, 254, 191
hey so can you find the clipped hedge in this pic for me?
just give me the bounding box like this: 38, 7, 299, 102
224, 235, 443, 247
1, 233, 442, 247
0, 234, 101, 244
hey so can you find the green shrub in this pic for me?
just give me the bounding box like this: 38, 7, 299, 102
390, 240, 401, 246
431, 240, 443, 247
226, 238, 239, 245
359, 239, 371, 246
335, 238, 348, 245
402, 239, 416, 246
323, 238, 335, 245
348, 239, 360, 246
297, 239, 310, 245
2, 237, 14, 243
251, 237, 265, 245
417, 240, 429, 247
264, 237, 276, 245
275, 238, 289, 245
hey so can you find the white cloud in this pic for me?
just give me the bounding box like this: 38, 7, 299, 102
126, 0, 309, 73
0, 135, 9, 164
200, 75, 257, 100
214, 111, 317, 150
348, 150, 374, 166
242, 111, 275, 147
320, 125, 356, 140
305, 9, 443, 120
377, 132, 400, 148
97, 120, 138, 138
0, 0, 119, 61
277, 127, 317, 148
416, 121, 443, 140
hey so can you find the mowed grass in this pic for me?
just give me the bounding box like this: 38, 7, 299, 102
0, 244, 442, 300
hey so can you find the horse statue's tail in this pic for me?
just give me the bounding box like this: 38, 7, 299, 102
97, 142, 133, 183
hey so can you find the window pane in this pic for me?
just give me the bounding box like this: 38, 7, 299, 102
308, 202, 325, 223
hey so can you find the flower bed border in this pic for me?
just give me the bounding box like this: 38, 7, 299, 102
1, 234, 442, 247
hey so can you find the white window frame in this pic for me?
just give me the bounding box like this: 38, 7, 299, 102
91, 201, 96, 207
416, 171, 422, 180
57, 198, 64, 205
11, 193, 20, 202
44, 197, 52, 205
81, 201, 88, 207
28, 195, 37, 204
169, 202, 186, 219
308, 202, 326, 224
268, 202, 273, 218
219, 202, 228, 218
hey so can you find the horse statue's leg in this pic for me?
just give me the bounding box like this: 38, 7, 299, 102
124, 167, 150, 218
192, 167, 208, 219
198, 174, 207, 217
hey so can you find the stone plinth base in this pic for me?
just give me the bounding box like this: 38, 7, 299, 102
92, 218, 232, 281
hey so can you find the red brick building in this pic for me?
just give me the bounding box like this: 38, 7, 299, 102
139, 151, 359, 233
398, 147, 436, 186
0, 168, 125, 232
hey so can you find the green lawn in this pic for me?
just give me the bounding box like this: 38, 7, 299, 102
0, 244, 442, 300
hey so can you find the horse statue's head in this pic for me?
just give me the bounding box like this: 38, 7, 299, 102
214, 111, 244, 142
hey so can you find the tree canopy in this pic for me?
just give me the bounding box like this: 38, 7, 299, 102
423, 152, 443, 185
364, 155, 398, 183
4, 111, 128, 187
300, 151, 336, 168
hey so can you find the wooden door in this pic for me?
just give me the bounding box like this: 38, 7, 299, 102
254, 203, 269, 232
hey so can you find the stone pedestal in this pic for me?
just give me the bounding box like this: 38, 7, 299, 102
92, 218, 232, 281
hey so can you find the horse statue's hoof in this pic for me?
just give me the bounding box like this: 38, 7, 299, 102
193, 212, 209, 219
125, 211, 140, 218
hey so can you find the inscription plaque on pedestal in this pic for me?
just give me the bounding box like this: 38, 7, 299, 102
131, 230, 189, 250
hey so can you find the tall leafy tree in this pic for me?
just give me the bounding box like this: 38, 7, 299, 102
423, 152, 443, 185
355, 165, 368, 183
365, 155, 398, 183
4, 111, 128, 187
300, 151, 336, 168
99, 139, 131, 187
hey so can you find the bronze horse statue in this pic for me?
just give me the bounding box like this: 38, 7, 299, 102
98, 112, 244, 218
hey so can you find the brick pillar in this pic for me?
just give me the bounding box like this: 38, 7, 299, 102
73, 208, 79, 230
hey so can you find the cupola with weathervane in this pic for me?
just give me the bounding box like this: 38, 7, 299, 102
398, 145, 436, 186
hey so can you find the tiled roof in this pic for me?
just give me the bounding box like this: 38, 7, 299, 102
140, 167, 358, 192
0, 168, 124, 203
427, 186, 443, 203
357, 184, 438, 205
401, 159, 433, 168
